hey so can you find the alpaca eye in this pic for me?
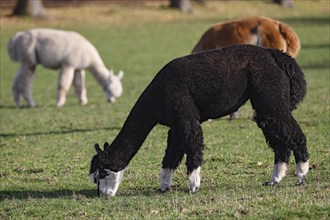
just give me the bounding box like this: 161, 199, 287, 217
98, 169, 110, 179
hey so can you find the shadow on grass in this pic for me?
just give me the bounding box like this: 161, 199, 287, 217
0, 189, 96, 201
0, 104, 23, 109
0, 126, 121, 138
0, 187, 171, 201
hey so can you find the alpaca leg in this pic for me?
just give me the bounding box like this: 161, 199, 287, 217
177, 119, 204, 192
265, 149, 291, 186
57, 66, 75, 107
160, 128, 185, 192
12, 66, 24, 107
256, 112, 308, 186
12, 64, 36, 107
291, 119, 309, 185
255, 111, 296, 186
21, 65, 36, 107
73, 69, 88, 105
229, 112, 238, 120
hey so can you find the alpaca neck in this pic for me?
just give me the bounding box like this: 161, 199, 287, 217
106, 94, 158, 172
89, 64, 110, 89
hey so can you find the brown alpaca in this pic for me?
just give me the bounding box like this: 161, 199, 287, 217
192, 16, 300, 58
192, 16, 300, 119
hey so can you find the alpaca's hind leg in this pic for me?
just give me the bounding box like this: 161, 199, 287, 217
256, 112, 308, 186
177, 119, 204, 192
12, 66, 24, 107
256, 113, 291, 185
160, 128, 185, 192
73, 69, 88, 105
229, 112, 238, 120
290, 118, 309, 185
21, 66, 36, 107
265, 149, 291, 186
12, 64, 36, 107
57, 66, 75, 107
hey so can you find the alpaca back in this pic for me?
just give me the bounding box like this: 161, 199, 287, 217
191, 16, 300, 58
191, 18, 259, 53
269, 49, 306, 110
8, 28, 105, 70
31, 28, 104, 69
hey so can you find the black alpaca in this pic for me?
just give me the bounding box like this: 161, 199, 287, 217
90, 45, 309, 197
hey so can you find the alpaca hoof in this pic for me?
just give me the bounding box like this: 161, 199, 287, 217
56, 100, 66, 107
229, 112, 238, 120
29, 102, 36, 108
108, 97, 116, 103
157, 187, 170, 193
80, 99, 88, 105
295, 176, 306, 186
189, 186, 200, 193
263, 181, 278, 186
15, 102, 21, 108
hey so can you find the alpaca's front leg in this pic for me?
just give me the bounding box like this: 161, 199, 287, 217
57, 66, 75, 107
73, 69, 88, 105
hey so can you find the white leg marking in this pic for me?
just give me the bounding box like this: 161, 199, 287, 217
188, 166, 201, 192
296, 160, 309, 184
160, 168, 174, 192
269, 162, 287, 185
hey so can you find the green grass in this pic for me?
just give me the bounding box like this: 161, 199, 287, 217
1, 1, 329, 219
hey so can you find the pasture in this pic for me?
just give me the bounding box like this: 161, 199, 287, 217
0, 1, 329, 219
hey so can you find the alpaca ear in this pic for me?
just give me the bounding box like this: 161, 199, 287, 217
103, 142, 110, 151
118, 70, 124, 80
95, 143, 103, 155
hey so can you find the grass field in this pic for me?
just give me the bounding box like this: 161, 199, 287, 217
0, 1, 329, 219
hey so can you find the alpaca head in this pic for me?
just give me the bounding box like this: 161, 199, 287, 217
89, 142, 125, 197
105, 70, 124, 103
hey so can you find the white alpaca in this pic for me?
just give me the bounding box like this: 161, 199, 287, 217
8, 28, 124, 107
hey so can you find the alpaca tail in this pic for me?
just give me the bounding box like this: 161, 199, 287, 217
279, 22, 301, 58
8, 31, 23, 61
270, 49, 306, 111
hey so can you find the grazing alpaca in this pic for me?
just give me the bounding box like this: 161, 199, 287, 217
90, 45, 309, 197
8, 28, 124, 107
192, 16, 300, 57
192, 16, 300, 120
